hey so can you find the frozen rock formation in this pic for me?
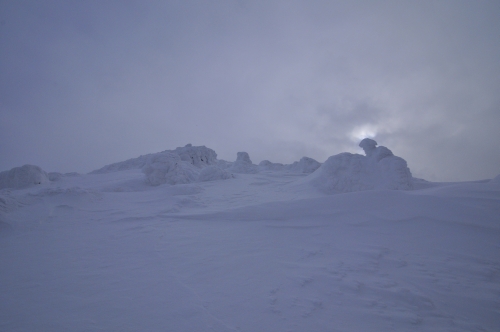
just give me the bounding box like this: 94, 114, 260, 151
91, 144, 217, 174
142, 152, 199, 186
230, 152, 258, 174
172, 144, 217, 168
0, 165, 50, 190
490, 174, 500, 184
90, 144, 228, 185
308, 139, 413, 193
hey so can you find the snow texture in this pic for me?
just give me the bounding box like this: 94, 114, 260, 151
0, 164, 50, 190
309, 139, 413, 193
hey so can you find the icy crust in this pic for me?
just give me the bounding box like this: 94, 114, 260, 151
309, 139, 413, 193
0, 165, 50, 190
90, 144, 218, 174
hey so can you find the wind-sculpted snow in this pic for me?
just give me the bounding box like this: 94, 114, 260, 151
309, 138, 413, 193
0, 165, 50, 190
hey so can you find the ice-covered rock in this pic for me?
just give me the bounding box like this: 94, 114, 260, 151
0, 165, 50, 190
230, 152, 258, 174
490, 174, 500, 184
285, 157, 321, 174
198, 166, 233, 182
308, 139, 413, 193
172, 144, 217, 168
142, 152, 199, 186
91, 144, 217, 174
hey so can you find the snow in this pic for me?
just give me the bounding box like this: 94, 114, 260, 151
285, 156, 321, 174
0, 164, 50, 190
90, 144, 217, 174
308, 139, 413, 193
229, 152, 259, 174
197, 165, 233, 182
1, 140, 499, 332
142, 152, 199, 186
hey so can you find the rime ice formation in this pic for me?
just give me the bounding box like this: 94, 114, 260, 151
141, 146, 229, 186
308, 139, 413, 193
90, 144, 217, 174
230, 152, 258, 174
142, 152, 199, 186
0, 165, 50, 190
172, 144, 217, 167
90, 144, 231, 186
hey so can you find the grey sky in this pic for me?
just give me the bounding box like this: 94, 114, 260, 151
1, 0, 499, 181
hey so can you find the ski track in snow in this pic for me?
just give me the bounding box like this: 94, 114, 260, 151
1, 169, 499, 331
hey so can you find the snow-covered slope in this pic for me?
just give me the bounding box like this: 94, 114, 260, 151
1, 141, 499, 332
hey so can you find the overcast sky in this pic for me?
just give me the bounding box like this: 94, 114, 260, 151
1, 1, 499, 181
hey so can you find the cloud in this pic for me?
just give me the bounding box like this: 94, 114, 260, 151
0, 1, 499, 180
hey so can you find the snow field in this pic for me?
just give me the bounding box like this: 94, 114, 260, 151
1, 141, 499, 331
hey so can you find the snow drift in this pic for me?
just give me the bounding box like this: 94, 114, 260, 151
0, 165, 50, 190
309, 138, 413, 193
